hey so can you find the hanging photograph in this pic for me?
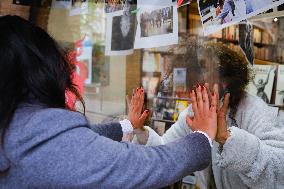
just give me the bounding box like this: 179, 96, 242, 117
198, 0, 244, 35
239, 21, 254, 65
245, 0, 284, 17
276, 65, 284, 106
52, 0, 72, 9
69, 0, 89, 16
134, 0, 178, 49
198, 0, 284, 35
105, 0, 137, 55
247, 65, 276, 103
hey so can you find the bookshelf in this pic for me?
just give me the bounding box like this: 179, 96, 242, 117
142, 7, 284, 123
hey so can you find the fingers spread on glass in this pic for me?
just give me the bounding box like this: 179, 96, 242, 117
188, 84, 218, 140
128, 87, 149, 129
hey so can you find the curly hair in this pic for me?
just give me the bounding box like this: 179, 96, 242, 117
172, 37, 252, 120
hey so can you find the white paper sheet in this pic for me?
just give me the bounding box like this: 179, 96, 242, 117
276, 65, 284, 106
198, 0, 284, 35
247, 65, 276, 103
105, 10, 136, 56
134, 0, 178, 49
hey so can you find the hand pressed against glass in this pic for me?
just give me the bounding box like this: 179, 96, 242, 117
186, 85, 218, 140
127, 88, 150, 129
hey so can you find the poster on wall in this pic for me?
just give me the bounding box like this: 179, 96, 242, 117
245, 0, 284, 17
239, 21, 254, 65
198, 0, 284, 36
134, 0, 178, 49
52, 0, 72, 9
105, 0, 137, 56
247, 65, 276, 103
276, 65, 284, 106
69, 0, 89, 16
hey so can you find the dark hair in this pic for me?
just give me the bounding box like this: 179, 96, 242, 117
0, 16, 85, 138
172, 37, 252, 120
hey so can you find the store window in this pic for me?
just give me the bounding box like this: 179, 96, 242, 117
1, 0, 284, 188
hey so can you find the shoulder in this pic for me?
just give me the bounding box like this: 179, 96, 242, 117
6, 105, 89, 155
239, 93, 266, 109
238, 93, 278, 117
19, 106, 88, 129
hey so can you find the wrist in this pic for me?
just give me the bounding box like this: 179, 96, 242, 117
194, 131, 213, 147
120, 119, 134, 132
217, 130, 231, 145
134, 127, 146, 134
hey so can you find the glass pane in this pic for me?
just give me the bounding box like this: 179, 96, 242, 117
1, 0, 284, 188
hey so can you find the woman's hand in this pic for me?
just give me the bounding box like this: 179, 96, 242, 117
127, 88, 149, 129
212, 84, 231, 145
186, 85, 217, 140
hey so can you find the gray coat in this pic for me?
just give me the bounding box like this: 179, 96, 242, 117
0, 103, 211, 189
136, 94, 284, 189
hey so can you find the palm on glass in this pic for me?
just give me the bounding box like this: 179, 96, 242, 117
204, 84, 231, 144
186, 86, 218, 140
127, 88, 149, 129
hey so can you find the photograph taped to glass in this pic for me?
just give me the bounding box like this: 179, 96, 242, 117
198, 0, 284, 35
140, 6, 173, 37
111, 13, 136, 51
135, 0, 178, 49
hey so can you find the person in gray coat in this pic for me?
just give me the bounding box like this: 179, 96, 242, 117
0, 15, 217, 189
133, 41, 284, 189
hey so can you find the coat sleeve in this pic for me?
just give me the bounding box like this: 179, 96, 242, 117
133, 107, 192, 146
215, 99, 284, 188
89, 122, 123, 142
19, 110, 212, 189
